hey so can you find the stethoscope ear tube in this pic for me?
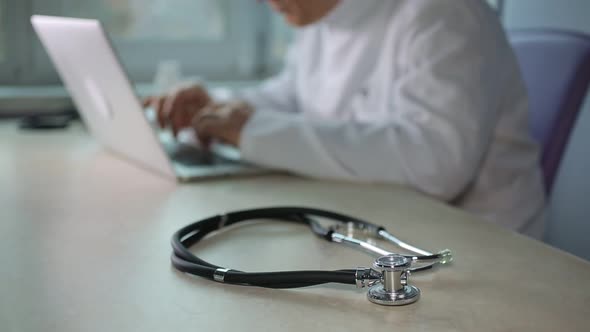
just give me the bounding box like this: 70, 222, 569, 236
171, 207, 452, 289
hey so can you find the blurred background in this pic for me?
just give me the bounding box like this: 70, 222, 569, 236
0, 0, 587, 85
0, 0, 589, 259
0, 0, 293, 84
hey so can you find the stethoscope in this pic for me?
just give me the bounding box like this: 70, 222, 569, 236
171, 207, 453, 306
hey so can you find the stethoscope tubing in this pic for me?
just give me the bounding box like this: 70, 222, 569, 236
171, 207, 444, 288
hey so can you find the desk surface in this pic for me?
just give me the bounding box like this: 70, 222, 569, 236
1, 123, 589, 332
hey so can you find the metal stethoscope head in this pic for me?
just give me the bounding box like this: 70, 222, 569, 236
327, 221, 452, 306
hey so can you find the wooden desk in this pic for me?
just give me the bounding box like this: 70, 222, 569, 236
1, 123, 589, 332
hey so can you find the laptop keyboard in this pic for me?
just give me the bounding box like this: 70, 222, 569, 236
163, 142, 230, 166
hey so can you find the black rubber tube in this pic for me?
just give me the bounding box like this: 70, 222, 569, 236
170, 207, 372, 288
170, 207, 440, 286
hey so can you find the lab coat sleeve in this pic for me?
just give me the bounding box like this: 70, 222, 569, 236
232, 38, 300, 114
240, 10, 501, 201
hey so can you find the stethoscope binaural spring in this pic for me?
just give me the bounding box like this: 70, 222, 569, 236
171, 207, 453, 306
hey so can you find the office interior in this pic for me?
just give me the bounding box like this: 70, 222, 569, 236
1, 0, 588, 259
0, 0, 590, 331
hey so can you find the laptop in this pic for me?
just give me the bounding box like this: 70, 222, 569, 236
31, 15, 270, 182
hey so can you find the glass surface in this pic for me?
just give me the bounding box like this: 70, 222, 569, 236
58, 0, 228, 42
269, 14, 292, 62
486, 0, 501, 10
266, 13, 293, 74
0, 1, 5, 62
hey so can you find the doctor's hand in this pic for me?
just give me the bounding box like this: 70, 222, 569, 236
191, 102, 254, 148
143, 83, 212, 136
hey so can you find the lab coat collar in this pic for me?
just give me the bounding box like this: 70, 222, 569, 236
321, 0, 383, 29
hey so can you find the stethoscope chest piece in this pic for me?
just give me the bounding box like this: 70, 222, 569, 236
367, 254, 421, 306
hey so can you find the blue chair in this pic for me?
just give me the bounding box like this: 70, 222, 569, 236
508, 29, 590, 194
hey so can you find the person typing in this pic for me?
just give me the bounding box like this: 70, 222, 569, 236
145, 0, 546, 238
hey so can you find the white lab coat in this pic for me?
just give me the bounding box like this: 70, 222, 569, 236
235, 0, 546, 237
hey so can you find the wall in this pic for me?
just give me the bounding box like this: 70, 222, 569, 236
504, 0, 590, 260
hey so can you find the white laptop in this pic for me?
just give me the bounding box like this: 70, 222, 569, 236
31, 15, 270, 182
